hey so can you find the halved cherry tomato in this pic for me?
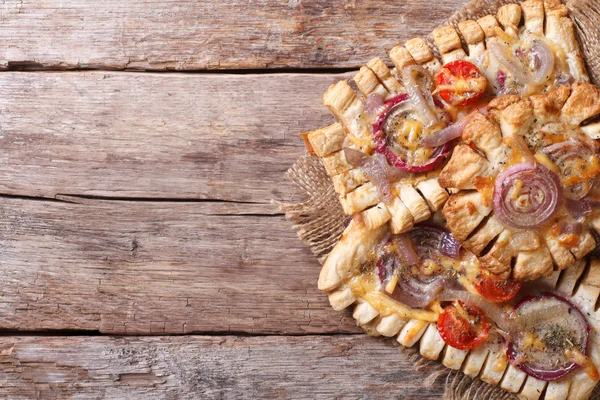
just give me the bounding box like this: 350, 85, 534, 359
436, 60, 487, 107
474, 271, 522, 302
437, 300, 490, 350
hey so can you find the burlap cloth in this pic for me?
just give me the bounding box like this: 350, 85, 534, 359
279, 0, 600, 398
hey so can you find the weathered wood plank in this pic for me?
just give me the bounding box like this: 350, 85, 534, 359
0, 196, 358, 334
0, 0, 468, 71
0, 335, 445, 399
0, 71, 346, 203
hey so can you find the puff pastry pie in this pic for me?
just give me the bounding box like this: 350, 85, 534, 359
293, 0, 600, 398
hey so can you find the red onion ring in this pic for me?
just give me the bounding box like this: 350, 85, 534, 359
389, 275, 452, 309
507, 293, 590, 381
408, 224, 461, 260
488, 39, 554, 88
530, 40, 555, 85
364, 93, 385, 117
420, 111, 474, 148
493, 163, 562, 229
392, 234, 421, 267
375, 228, 461, 308
543, 139, 599, 200
376, 237, 450, 309
371, 94, 409, 152
565, 198, 592, 221
402, 65, 439, 128
343, 148, 407, 203
381, 144, 450, 173
371, 94, 450, 173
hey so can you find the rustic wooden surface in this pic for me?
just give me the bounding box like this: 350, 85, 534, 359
0, 0, 463, 71
0, 335, 446, 399
0, 71, 344, 202
0, 0, 473, 397
0, 197, 361, 334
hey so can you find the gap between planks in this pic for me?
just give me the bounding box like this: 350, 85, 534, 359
0, 330, 363, 337
1, 65, 360, 75
0, 194, 283, 216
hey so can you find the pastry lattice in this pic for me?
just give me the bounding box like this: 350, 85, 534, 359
296, 0, 600, 398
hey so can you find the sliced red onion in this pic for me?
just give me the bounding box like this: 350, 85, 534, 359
371, 94, 409, 152
376, 237, 450, 309
360, 153, 396, 203
565, 198, 591, 221
507, 293, 591, 381
371, 94, 450, 173
392, 233, 421, 267
557, 220, 583, 236
488, 39, 532, 86
530, 40, 555, 85
389, 274, 451, 309
343, 148, 368, 167
543, 140, 598, 200
420, 110, 474, 148
377, 253, 402, 284
408, 224, 461, 260
489, 39, 554, 88
382, 143, 450, 173
402, 65, 439, 128
497, 70, 507, 93
343, 148, 407, 203
364, 93, 385, 117
493, 163, 562, 229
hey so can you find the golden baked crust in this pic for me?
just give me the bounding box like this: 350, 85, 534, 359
529, 85, 571, 118
440, 83, 600, 281
318, 217, 388, 291
307, 0, 591, 249
438, 144, 491, 190
561, 82, 600, 125
317, 214, 600, 400
442, 190, 492, 241
303, 2, 599, 396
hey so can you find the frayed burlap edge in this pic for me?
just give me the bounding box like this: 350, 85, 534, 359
278, 0, 600, 398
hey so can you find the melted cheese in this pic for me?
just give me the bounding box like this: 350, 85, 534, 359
477, 30, 568, 96
344, 246, 484, 325
453, 254, 483, 295
346, 275, 438, 322
494, 354, 509, 372
534, 152, 560, 174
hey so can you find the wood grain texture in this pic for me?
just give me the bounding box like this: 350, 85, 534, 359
0, 0, 468, 71
0, 196, 359, 334
0, 335, 445, 399
0, 71, 348, 203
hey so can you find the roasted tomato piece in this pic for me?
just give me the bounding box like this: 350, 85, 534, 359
474, 271, 522, 302
436, 60, 487, 107
438, 300, 490, 350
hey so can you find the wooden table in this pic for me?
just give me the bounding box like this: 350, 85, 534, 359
0, 1, 469, 397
